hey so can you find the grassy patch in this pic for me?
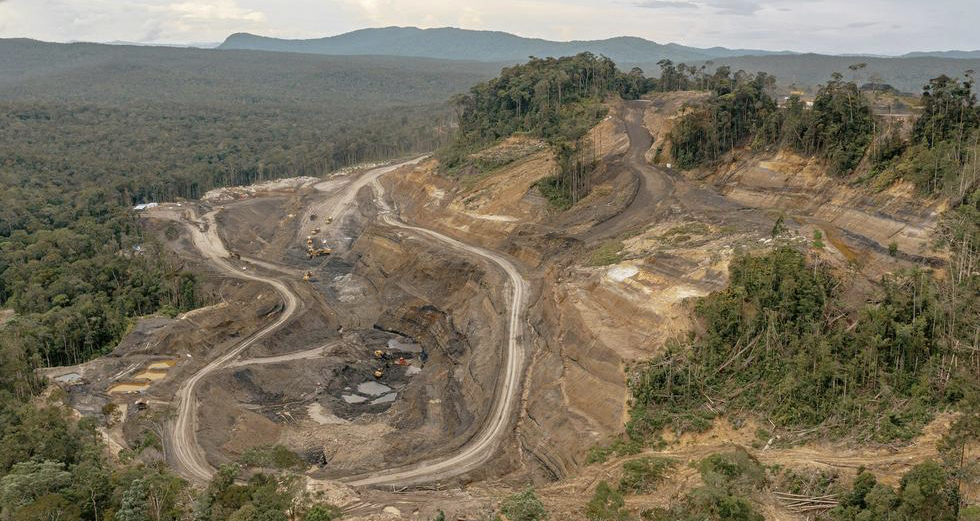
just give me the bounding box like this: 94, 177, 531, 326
536, 175, 574, 210
586, 481, 630, 521
657, 222, 710, 246
639, 450, 766, 521
619, 457, 676, 494
697, 449, 767, 492
499, 489, 548, 521
239, 444, 304, 470
586, 438, 643, 465
588, 241, 625, 267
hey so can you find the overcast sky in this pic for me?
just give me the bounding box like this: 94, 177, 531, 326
0, 0, 976, 55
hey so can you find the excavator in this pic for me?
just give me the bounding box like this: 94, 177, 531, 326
303, 271, 314, 281
305, 236, 331, 258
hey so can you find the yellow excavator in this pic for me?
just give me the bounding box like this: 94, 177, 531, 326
373, 368, 385, 379
303, 271, 313, 281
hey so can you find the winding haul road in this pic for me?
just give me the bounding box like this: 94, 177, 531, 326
167, 158, 528, 488
339, 175, 528, 487
170, 210, 300, 483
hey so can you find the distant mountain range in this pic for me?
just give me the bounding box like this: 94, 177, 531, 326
218, 27, 980, 65
218, 26, 796, 64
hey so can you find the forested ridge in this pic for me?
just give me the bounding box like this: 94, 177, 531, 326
440, 53, 655, 207
668, 67, 979, 200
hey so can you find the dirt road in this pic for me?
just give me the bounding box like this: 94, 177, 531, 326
585, 100, 764, 241
169, 209, 301, 483
165, 155, 527, 488
337, 177, 529, 487
229, 341, 341, 368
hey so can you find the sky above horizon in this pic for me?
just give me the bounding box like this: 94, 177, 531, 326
0, 0, 976, 55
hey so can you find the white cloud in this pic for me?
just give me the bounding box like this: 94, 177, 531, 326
0, 0, 976, 55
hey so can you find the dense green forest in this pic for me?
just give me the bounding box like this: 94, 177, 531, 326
667, 70, 779, 169
0, 40, 496, 379
627, 244, 979, 444
668, 69, 979, 199
0, 390, 344, 520
869, 74, 980, 198
669, 69, 875, 176
441, 53, 658, 206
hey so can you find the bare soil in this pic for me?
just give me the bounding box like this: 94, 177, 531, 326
48, 92, 964, 520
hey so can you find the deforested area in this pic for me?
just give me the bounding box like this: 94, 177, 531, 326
2, 6, 980, 521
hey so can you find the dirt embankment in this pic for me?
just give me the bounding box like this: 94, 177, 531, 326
641, 98, 945, 279
376, 97, 771, 486
379, 91, 955, 497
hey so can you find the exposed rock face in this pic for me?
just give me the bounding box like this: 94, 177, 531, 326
345, 226, 513, 471
375, 92, 948, 486
699, 151, 943, 268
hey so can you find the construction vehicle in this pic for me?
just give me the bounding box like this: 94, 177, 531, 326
303, 271, 313, 281
324, 217, 333, 224
373, 368, 385, 379
307, 247, 332, 258
312, 227, 321, 235
395, 357, 410, 366
374, 350, 385, 360
229, 252, 241, 260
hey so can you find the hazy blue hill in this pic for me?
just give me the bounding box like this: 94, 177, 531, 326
218, 26, 790, 64
0, 38, 501, 106
900, 50, 980, 59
